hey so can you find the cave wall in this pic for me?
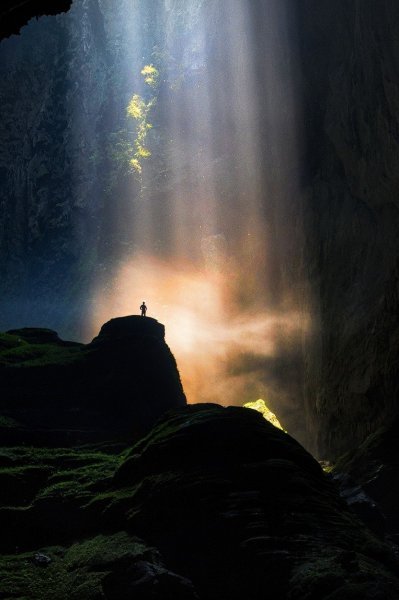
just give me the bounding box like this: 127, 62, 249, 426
0, 0, 144, 338
0, 0, 72, 40
0, 0, 213, 339
298, 0, 399, 458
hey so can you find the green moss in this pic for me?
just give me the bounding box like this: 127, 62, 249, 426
65, 532, 152, 569
0, 343, 84, 367
0, 333, 28, 351
0, 533, 156, 600
37, 461, 117, 501
0, 447, 120, 468
0, 447, 121, 510
243, 399, 285, 430
0, 329, 86, 367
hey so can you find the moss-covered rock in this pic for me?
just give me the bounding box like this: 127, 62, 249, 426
1, 404, 399, 598
99, 405, 399, 599
0, 445, 121, 552
0, 532, 198, 599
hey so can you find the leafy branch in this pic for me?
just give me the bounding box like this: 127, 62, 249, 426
126, 64, 159, 175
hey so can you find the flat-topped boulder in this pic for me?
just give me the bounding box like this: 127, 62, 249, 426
0, 317, 185, 445
92, 316, 165, 344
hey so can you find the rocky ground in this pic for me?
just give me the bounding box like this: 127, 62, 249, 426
1, 396, 399, 598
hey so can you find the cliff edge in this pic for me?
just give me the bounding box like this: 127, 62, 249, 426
0, 316, 186, 445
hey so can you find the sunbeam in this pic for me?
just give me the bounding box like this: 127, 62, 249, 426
90, 253, 308, 412
86, 0, 307, 432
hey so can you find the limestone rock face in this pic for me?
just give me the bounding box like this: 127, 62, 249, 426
297, 0, 399, 458
0, 0, 140, 339
334, 416, 399, 537
0, 316, 186, 444
0, 1, 72, 40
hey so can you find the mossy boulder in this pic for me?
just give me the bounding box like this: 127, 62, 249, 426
103, 404, 399, 599
1, 405, 399, 598
0, 446, 121, 552
0, 532, 198, 599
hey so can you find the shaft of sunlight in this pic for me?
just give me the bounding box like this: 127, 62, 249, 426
89, 0, 307, 428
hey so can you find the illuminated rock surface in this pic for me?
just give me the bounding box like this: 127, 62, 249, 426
243, 398, 284, 430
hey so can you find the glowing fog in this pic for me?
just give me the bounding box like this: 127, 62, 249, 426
88, 0, 306, 430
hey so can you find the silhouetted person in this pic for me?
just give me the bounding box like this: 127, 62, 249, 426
140, 301, 147, 317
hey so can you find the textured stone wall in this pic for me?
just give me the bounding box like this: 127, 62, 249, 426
0, 0, 72, 40
0, 0, 140, 338
298, 0, 399, 457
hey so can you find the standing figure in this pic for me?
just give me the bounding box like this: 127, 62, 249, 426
140, 301, 147, 317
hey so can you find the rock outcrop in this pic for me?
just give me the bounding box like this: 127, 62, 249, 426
1, 404, 399, 599
0, 316, 186, 444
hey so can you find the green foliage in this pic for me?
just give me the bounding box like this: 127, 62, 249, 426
140, 64, 159, 88
125, 64, 160, 175
126, 94, 146, 120
129, 158, 142, 174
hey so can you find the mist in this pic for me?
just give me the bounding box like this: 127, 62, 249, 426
90, 252, 308, 428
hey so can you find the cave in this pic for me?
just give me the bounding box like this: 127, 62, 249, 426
1, 1, 399, 598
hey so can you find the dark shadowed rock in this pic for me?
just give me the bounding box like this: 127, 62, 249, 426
296, 1, 399, 459
92, 315, 165, 343
0, 0, 72, 40
1, 404, 399, 598
0, 317, 185, 445
6, 327, 80, 347
0, 532, 199, 599
334, 418, 399, 538
105, 404, 399, 600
